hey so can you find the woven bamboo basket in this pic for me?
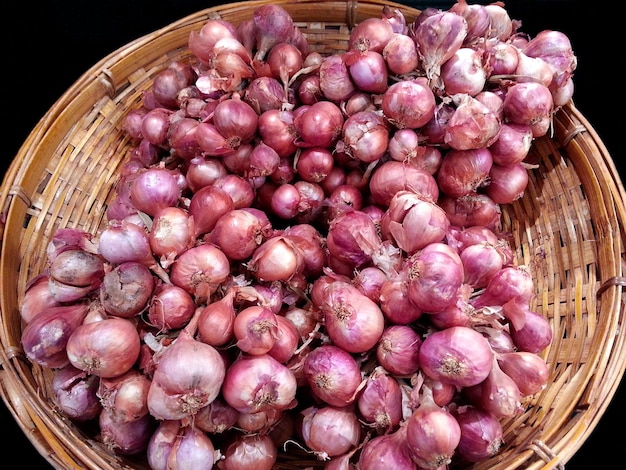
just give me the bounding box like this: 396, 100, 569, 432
1, 0, 625, 468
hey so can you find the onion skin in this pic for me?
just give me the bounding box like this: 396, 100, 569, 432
454, 405, 503, 462
299, 405, 361, 459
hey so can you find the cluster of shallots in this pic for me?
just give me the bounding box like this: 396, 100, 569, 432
20, 1, 574, 469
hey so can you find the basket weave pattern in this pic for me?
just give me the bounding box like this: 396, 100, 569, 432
1, 1, 625, 469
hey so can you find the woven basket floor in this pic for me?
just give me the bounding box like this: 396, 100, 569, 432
1, 1, 625, 469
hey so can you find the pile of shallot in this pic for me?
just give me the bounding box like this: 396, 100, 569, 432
20, 1, 576, 468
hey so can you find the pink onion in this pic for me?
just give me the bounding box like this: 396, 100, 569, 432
221, 353, 297, 414
169, 243, 230, 303
299, 405, 361, 460
100, 261, 155, 318
419, 325, 494, 388
66, 317, 141, 378
381, 79, 437, 129
376, 324, 421, 376
52, 364, 101, 421
147, 330, 225, 420
303, 344, 363, 407
317, 280, 385, 353
454, 405, 503, 462
357, 367, 403, 431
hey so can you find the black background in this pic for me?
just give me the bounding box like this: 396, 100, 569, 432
2, 0, 624, 467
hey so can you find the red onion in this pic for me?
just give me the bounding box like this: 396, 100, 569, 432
485, 162, 529, 204
221, 353, 297, 414
185, 157, 227, 192
454, 405, 503, 462
348, 17, 395, 53
189, 18, 239, 62
406, 384, 461, 468
147, 420, 217, 470
213, 174, 255, 209
369, 160, 439, 207
340, 110, 389, 163
379, 272, 423, 325
319, 53, 357, 102
508, 308, 553, 353
188, 185, 235, 238
352, 266, 386, 302
210, 208, 272, 260
357, 424, 415, 469
449, 0, 490, 43
244, 76, 288, 113
219, 432, 277, 470
303, 344, 363, 407
317, 280, 385, 353
52, 364, 101, 421
66, 317, 141, 378
149, 206, 195, 266
382, 79, 437, 129
406, 242, 464, 313
252, 3, 295, 60
380, 190, 450, 254
444, 94, 501, 150
439, 192, 502, 230
484, 3, 514, 40
233, 305, 279, 355
502, 82, 554, 134
100, 261, 155, 318
345, 49, 389, 94
212, 95, 259, 149
48, 248, 105, 289
523, 29, 577, 89
268, 314, 300, 363
19, 274, 61, 323
376, 324, 421, 376
99, 408, 154, 455
148, 330, 225, 420
197, 290, 236, 347
513, 51, 554, 87
419, 325, 494, 388
357, 367, 403, 431
497, 350, 550, 396
169, 243, 230, 303
467, 356, 522, 418
257, 109, 298, 158
459, 241, 504, 289
194, 397, 239, 434
294, 100, 344, 148
471, 264, 535, 310
488, 122, 533, 166
383, 33, 419, 75
413, 11, 468, 83
247, 235, 305, 282
441, 47, 487, 96
299, 405, 361, 459
141, 108, 173, 146
129, 166, 182, 216
326, 209, 381, 269
98, 369, 151, 423
147, 283, 196, 332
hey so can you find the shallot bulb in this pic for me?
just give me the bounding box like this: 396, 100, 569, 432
66, 317, 141, 378
303, 344, 363, 407
147, 420, 217, 470
100, 261, 155, 318
299, 405, 361, 460
52, 364, 102, 421
419, 325, 494, 388
358, 424, 416, 469
454, 405, 503, 462
315, 280, 385, 353
413, 10, 468, 83
147, 331, 226, 420
221, 353, 297, 414
381, 79, 437, 129
21, 303, 90, 368
405, 384, 461, 468
357, 367, 403, 431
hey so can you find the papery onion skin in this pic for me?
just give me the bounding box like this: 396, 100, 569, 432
52, 364, 102, 422
100, 262, 155, 318
219, 432, 278, 470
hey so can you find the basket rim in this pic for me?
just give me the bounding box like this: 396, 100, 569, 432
1, 1, 626, 469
